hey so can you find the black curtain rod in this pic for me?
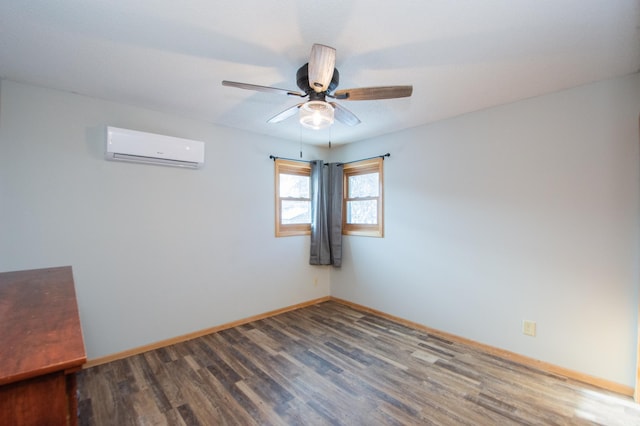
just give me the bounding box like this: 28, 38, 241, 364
340, 153, 390, 165
269, 153, 390, 165
269, 155, 311, 163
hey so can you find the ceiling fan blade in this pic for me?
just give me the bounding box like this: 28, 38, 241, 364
334, 85, 413, 101
267, 103, 305, 124
308, 44, 336, 93
222, 80, 305, 97
329, 102, 361, 127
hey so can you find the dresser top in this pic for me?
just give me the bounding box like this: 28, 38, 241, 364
0, 266, 86, 384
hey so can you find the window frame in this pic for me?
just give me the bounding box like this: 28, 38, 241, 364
274, 159, 312, 237
342, 157, 384, 237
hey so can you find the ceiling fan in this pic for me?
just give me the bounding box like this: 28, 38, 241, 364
222, 44, 413, 130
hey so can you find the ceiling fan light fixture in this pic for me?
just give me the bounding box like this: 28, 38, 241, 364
299, 101, 334, 130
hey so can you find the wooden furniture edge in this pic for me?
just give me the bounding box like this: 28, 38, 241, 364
330, 297, 635, 397
83, 296, 331, 368
0, 356, 87, 386
0, 265, 86, 426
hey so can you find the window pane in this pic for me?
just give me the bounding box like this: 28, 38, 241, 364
280, 174, 309, 198
281, 200, 311, 224
348, 173, 379, 198
346, 200, 377, 224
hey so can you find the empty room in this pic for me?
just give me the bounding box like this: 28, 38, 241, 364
1, 1, 640, 425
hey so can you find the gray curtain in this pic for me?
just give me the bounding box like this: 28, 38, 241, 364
309, 161, 343, 266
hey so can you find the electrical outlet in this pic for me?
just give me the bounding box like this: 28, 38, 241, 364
523, 320, 536, 337
313, 277, 318, 287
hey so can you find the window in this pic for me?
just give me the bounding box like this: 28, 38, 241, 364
343, 157, 384, 237
274, 159, 311, 237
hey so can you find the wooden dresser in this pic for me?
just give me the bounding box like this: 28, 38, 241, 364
0, 266, 86, 426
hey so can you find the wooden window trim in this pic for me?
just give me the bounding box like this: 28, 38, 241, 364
343, 157, 384, 237
275, 159, 311, 237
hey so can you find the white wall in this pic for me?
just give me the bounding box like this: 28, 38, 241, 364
2, 75, 638, 388
331, 74, 640, 386
0, 80, 330, 359
331, 74, 640, 387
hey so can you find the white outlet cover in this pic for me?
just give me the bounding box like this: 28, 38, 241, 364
523, 320, 536, 337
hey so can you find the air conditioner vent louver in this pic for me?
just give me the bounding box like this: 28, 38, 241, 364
105, 126, 205, 169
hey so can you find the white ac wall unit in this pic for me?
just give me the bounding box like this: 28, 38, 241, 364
105, 126, 205, 169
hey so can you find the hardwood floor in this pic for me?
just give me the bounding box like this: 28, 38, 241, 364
77, 301, 640, 425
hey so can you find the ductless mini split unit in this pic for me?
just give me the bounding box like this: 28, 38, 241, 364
105, 126, 205, 169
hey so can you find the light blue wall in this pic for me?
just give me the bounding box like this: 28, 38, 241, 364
2, 75, 638, 388
331, 74, 640, 387
0, 80, 331, 359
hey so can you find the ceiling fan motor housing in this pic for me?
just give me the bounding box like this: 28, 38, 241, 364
222, 44, 412, 128
297, 63, 339, 95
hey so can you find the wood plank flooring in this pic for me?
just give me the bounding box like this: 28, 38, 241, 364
77, 301, 640, 425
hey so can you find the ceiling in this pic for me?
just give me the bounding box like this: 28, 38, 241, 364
1, 1, 639, 146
